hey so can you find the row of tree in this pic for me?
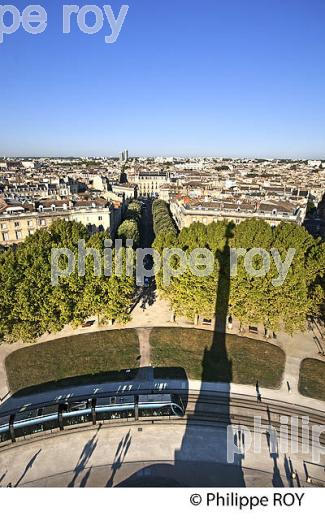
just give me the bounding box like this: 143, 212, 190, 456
153, 217, 325, 334
117, 200, 142, 247
0, 220, 135, 343
152, 200, 178, 238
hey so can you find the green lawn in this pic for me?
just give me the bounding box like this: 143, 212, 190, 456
5, 329, 140, 394
299, 358, 325, 401
150, 327, 285, 389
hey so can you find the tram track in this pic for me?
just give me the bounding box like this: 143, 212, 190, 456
1, 391, 324, 452
184, 392, 325, 424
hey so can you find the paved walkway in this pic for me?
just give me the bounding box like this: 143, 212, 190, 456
137, 328, 152, 367
1, 420, 324, 487
277, 321, 325, 398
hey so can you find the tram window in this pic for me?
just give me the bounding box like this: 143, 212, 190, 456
15, 409, 38, 422
63, 410, 92, 427
69, 401, 88, 411
139, 405, 173, 418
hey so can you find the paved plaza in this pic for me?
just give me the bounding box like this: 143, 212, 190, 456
1, 410, 324, 487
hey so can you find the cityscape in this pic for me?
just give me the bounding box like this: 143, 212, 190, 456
0, 153, 324, 489
0, 155, 324, 247
0, 0, 325, 516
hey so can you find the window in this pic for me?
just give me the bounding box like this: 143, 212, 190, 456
98, 216, 103, 221
2, 232, 9, 241
15, 230, 22, 240
0, 223, 7, 230
39, 219, 46, 226
27, 220, 33, 227
14, 221, 20, 227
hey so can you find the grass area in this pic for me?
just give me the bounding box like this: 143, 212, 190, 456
150, 327, 285, 389
299, 358, 325, 401
5, 329, 140, 394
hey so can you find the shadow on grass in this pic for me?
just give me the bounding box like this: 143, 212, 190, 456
4, 367, 188, 410
120, 222, 247, 486
10, 369, 140, 398
150, 327, 285, 388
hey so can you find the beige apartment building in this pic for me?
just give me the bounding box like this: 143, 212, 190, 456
132, 171, 170, 197
0, 199, 122, 246
170, 197, 306, 230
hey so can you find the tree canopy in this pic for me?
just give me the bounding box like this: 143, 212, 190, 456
0, 220, 135, 343
117, 199, 142, 247
154, 217, 325, 334
152, 199, 178, 237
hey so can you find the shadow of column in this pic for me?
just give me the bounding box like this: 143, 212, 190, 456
119, 222, 246, 487
172, 222, 246, 486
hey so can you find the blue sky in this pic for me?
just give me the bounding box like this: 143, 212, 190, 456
0, 0, 325, 158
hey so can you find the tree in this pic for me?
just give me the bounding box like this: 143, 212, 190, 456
116, 199, 142, 247
74, 233, 135, 325
0, 220, 136, 342
154, 217, 325, 334
152, 200, 178, 237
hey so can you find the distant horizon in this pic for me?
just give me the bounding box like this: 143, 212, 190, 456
1, 154, 325, 162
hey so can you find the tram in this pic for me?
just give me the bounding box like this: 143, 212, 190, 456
0, 392, 185, 443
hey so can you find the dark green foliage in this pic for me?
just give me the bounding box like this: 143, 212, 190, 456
117, 199, 142, 247
154, 218, 325, 334
0, 220, 135, 343
152, 200, 178, 237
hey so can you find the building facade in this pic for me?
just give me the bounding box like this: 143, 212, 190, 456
132, 171, 170, 197
0, 199, 121, 246
170, 197, 306, 230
